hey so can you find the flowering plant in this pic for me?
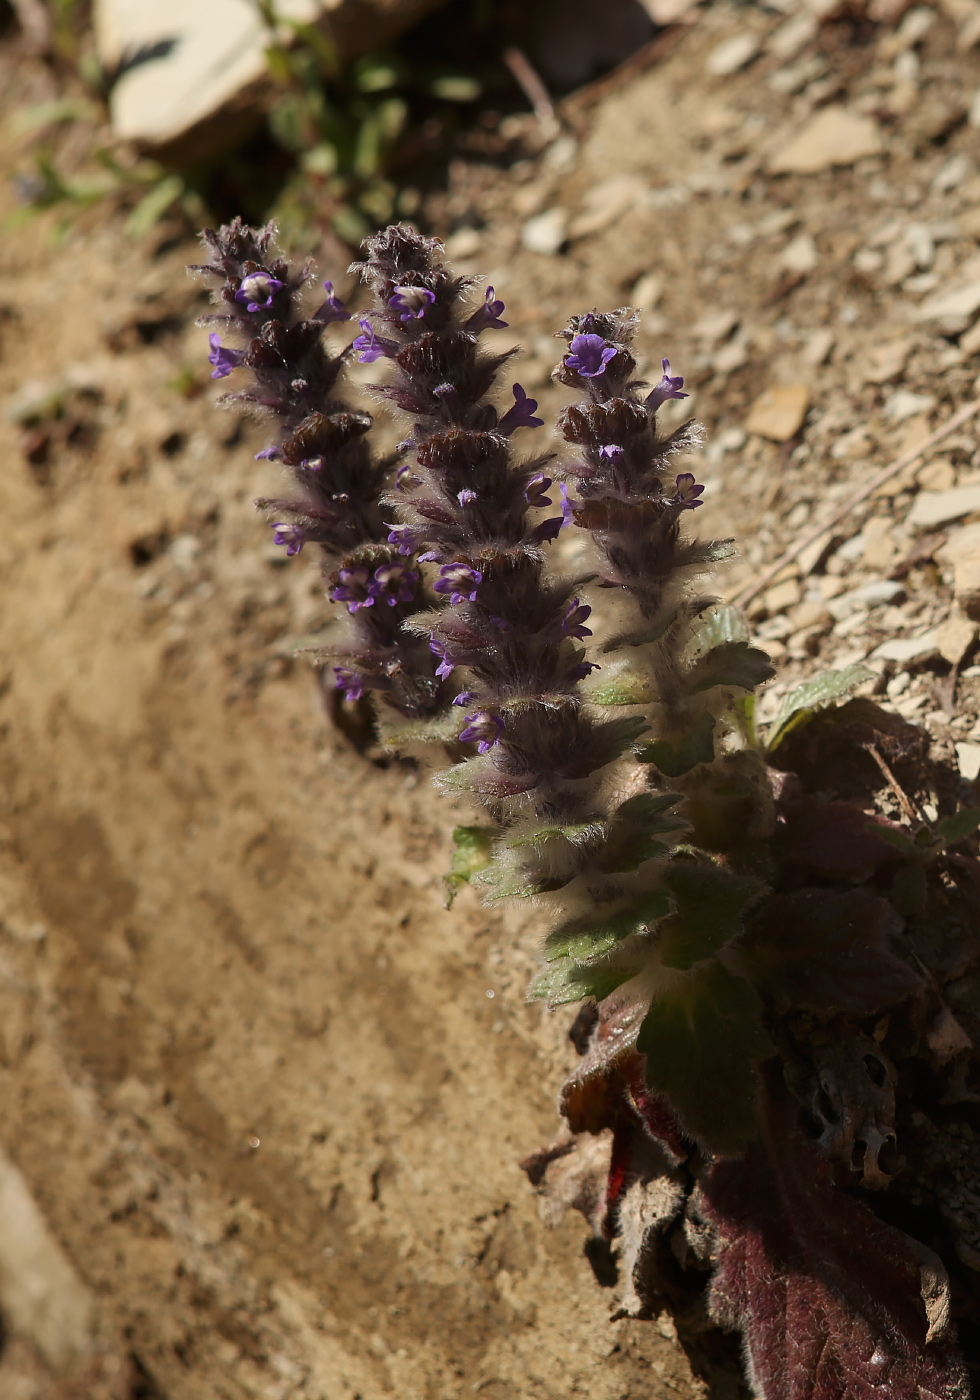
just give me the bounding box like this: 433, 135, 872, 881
195, 220, 980, 1400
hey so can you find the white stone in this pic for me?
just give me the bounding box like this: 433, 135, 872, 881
956, 741, 980, 780
780, 232, 819, 273
915, 278, 980, 334
767, 106, 882, 175
884, 390, 937, 423
872, 631, 940, 663
827, 580, 905, 619
693, 309, 738, 344
705, 32, 761, 77
95, 0, 437, 152
631, 272, 663, 311
803, 327, 835, 366
0, 1147, 96, 1368
521, 208, 569, 255
934, 154, 972, 192
908, 483, 980, 530
568, 174, 645, 240
768, 12, 818, 59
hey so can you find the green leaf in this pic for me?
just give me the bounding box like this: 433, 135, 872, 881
637, 712, 715, 776
934, 808, 980, 847
379, 708, 462, 749
124, 174, 185, 239
685, 641, 776, 695
872, 822, 919, 856
529, 957, 641, 1007
598, 793, 687, 873
637, 961, 773, 1155
443, 826, 495, 908
766, 663, 875, 751
584, 670, 653, 705
508, 822, 600, 850
695, 604, 751, 649
545, 892, 672, 964
658, 862, 766, 970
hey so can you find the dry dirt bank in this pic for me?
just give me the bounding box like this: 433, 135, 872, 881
3, 0, 980, 1395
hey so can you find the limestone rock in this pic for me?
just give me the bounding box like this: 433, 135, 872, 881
95, 0, 446, 157
705, 33, 760, 77
908, 483, 980, 530
938, 523, 980, 618
744, 383, 810, 441
767, 106, 883, 175
914, 278, 980, 335
935, 612, 978, 665
521, 208, 569, 255
872, 630, 941, 663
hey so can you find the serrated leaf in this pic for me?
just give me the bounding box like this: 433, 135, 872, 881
601, 609, 678, 653
704, 1078, 969, 1400
695, 604, 751, 649
685, 641, 776, 696
443, 825, 495, 908
584, 671, 654, 705
934, 807, 980, 847
637, 961, 773, 1155
545, 892, 672, 964
767, 663, 875, 751
380, 708, 464, 749
508, 822, 600, 850
637, 712, 716, 776
529, 957, 640, 1007
658, 863, 766, 970
598, 792, 687, 874
741, 887, 921, 1013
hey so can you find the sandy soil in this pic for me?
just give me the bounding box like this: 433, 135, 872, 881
2, 1, 980, 1395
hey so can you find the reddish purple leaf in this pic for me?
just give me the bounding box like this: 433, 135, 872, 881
702, 1074, 968, 1400
774, 797, 902, 884
740, 888, 922, 1013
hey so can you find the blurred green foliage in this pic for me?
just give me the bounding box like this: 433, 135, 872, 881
6, 0, 490, 247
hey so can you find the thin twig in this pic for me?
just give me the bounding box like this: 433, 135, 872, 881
502, 47, 556, 127
864, 742, 923, 826
729, 397, 980, 610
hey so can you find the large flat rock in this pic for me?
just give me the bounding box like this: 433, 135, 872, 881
95, 0, 446, 157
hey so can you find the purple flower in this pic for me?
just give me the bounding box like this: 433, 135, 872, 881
334, 667, 364, 701
387, 524, 424, 555
254, 445, 281, 461
466, 285, 508, 332
331, 565, 374, 612
389, 285, 436, 322
271, 522, 306, 556
434, 561, 483, 605
457, 488, 477, 506
598, 444, 624, 461
499, 383, 543, 435
208, 333, 243, 380
313, 280, 350, 325
235, 271, 284, 313
429, 638, 456, 680
369, 562, 417, 607
570, 661, 600, 680
301, 456, 324, 472
560, 482, 578, 528
452, 691, 477, 707
646, 358, 688, 412
566, 333, 616, 379
353, 317, 398, 363
525, 474, 553, 508
674, 472, 704, 509
459, 710, 505, 753
562, 598, 593, 639
489, 615, 514, 632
